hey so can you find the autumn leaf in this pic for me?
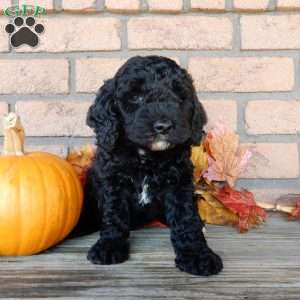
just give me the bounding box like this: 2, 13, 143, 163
142, 220, 168, 228
191, 145, 208, 183
214, 186, 267, 233
203, 123, 253, 187
66, 144, 95, 185
291, 201, 300, 218
197, 191, 238, 226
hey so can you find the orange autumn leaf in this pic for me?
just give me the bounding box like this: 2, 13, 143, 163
191, 145, 208, 182
197, 191, 238, 226
203, 123, 253, 187
66, 144, 95, 186
214, 187, 267, 233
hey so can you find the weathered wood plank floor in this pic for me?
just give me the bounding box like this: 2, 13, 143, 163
0, 214, 299, 300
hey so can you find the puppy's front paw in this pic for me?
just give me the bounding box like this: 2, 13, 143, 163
175, 247, 223, 276
87, 238, 129, 265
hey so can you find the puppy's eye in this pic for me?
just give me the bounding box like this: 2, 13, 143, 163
130, 96, 144, 104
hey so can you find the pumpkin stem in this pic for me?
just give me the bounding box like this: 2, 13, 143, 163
2, 113, 25, 156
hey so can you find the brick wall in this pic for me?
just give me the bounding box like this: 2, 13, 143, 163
1, 0, 300, 201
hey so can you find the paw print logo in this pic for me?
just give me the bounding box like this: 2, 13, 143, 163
5, 16, 44, 48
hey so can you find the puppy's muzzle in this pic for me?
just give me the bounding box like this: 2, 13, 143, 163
153, 120, 173, 134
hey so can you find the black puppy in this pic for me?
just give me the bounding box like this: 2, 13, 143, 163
79, 56, 223, 276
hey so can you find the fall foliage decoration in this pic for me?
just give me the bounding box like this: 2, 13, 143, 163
192, 123, 267, 233
0, 113, 83, 256
191, 145, 208, 180
66, 144, 95, 186
202, 123, 253, 187
214, 187, 267, 233
197, 190, 238, 226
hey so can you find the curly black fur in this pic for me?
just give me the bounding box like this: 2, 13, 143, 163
73, 56, 223, 276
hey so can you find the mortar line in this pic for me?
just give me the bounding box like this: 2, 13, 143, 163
237, 179, 300, 189
236, 98, 247, 140
182, 0, 191, 13
293, 52, 300, 94
57, 10, 300, 16
3, 9, 300, 16
179, 52, 188, 70
140, 0, 148, 12
242, 136, 300, 143
2, 91, 300, 102
0, 94, 94, 101
19, 136, 94, 144
226, 0, 233, 10
69, 57, 76, 96
269, 0, 277, 10
120, 16, 128, 53
11, 134, 300, 146
96, 0, 105, 11
195, 92, 300, 99
53, 0, 62, 11
3, 49, 300, 59
232, 13, 241, 53
1, 131, 288, 145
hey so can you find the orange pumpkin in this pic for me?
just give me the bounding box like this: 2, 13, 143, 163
0, 113, 83, 256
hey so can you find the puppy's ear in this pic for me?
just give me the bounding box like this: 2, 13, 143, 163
87, 79, 120, 152
191, 96, 207, 145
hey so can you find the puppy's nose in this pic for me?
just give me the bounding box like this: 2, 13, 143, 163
153, 120, 173, 134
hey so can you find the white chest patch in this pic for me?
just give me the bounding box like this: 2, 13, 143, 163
139, 176, 151, 206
